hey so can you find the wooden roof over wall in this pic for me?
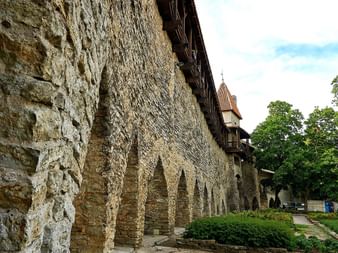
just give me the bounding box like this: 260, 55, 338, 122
156, 0, 230, 150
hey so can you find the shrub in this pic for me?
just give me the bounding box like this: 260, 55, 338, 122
308, 212, 338, 220
324, 239, 338, 252
292, 235, 338, 253
184, 216, 293, 248
294, 224, 309, 234
230, 209, 293, 225
320, 219, 338, 233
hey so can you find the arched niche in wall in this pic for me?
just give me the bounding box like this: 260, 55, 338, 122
221, 199, 226, 214
236, 174, 243, 210
203, 185, 209, 217
70, 66, 110, 252
192, 180, 202, 220
275, 196, 281, 208
144, 158, 169, 235
175, 170, 190, 227
269, 198, 275, 208
244, 196, 250, 210
211, 189, 216, 216
114, 136, 140, 247
252, 197, 259, 211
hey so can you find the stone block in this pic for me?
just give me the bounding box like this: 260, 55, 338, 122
0, 174, 32, 211
0, 208, 26, 251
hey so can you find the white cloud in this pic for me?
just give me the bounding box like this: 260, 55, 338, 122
195, 0, 338, 133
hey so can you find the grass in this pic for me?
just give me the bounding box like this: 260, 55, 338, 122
294, 224, 309, 234
229, 208, 293, 225
308, 212, 338, 220
307, 211, 338, 233
319, 219, 338, 234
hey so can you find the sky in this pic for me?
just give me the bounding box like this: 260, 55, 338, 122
194, 0, 338, 133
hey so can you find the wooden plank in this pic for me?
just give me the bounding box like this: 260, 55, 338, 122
186, 76, 200, 84
173, 43, 188, 53
163, 20, 181, 31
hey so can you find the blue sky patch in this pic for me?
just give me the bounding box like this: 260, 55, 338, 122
275, 43, 338, 58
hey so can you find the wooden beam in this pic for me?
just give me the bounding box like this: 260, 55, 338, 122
180, 61, 195, 71
186, 76, 200, 84
192, 87, 203, 96
173, 43, 188, 53
163, 20, 181, 31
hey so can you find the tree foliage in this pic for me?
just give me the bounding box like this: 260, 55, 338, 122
251, 101, 304, 203
331, 75, 338, 107
303, 107, 338, 201
252, 101, 338, 205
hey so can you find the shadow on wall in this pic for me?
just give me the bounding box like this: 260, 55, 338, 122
145, 158, 169, 236
193, 180, 202, 220
115, 136, 139, 246
175, 171, 190, 227
203, 185, 210, 217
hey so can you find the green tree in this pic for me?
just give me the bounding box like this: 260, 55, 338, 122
303, 107, 338, 202
331, 75, 338, 107
251, 101, 304, 206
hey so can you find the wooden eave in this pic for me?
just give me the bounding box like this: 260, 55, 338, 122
156, 0, 229, 150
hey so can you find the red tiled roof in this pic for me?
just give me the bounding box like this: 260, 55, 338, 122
217, 82, 242, 119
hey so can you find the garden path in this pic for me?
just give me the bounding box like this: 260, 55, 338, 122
113, 228, 210, 253
293, 214, 331, 240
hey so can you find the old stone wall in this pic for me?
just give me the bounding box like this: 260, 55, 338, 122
1, 0, 244, 252
241, 161, 260, 210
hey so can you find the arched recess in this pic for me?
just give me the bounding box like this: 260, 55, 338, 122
192, 180, 202, 220
70, 67, 110, 252
175, 170, 190, 227
211, 189, 216, 216
275, 196, 281, 208
236, 174, 243, 210
216, 205, 219, 215
144, 158, 169, 235
252, 197, 259, 210
203, 185, 209, 217
244, 196, 250, 210
221, 200, 226, 214
269, 198, 275, 208
227, 191, 238, 212
114, 137, 139, 247
260, 178, 271, 209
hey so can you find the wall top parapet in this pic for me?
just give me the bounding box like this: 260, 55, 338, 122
156, 0, 230, 150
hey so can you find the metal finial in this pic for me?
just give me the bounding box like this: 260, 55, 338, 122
221, 70, 224, 83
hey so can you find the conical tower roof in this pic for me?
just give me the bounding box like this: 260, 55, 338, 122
217, 82, 242, 119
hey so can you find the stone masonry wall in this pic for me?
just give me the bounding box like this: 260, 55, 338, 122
241, 161, 260, 210
0, 0, 241, 252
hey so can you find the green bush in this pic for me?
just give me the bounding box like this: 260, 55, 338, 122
320, 219, 338, 233
308, 212, 338, 220
184, 216, 293, 248
324, 239, 338, 252
292, 235, 338, 253
230, 209, 293, 225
